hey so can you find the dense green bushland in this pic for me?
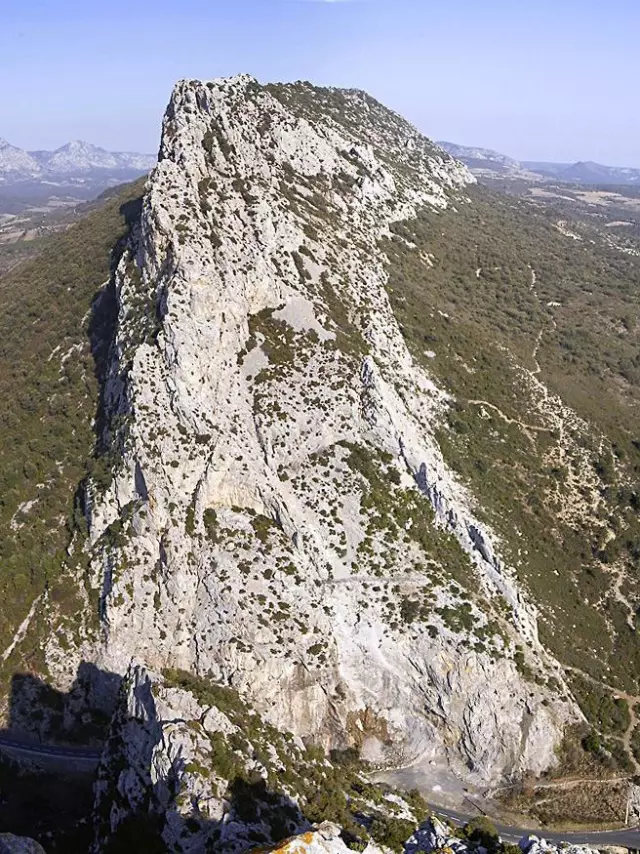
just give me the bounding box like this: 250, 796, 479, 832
0, 179, 145, 677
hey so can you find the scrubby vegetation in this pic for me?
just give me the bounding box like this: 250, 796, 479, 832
343, 442, 475, 589
385, 183, 640, 763
266, 80, 447, 188
0, 179, 145, 681
501, 724, 633, 825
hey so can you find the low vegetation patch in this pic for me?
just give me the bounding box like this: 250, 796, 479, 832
0, 179, 145, 679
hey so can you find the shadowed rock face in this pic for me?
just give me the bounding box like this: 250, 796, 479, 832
0, 835, 46, 854
92, 664, 308, 853
41, 76, 578, 790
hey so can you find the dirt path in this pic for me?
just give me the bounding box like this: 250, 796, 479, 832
527, 266, 558, 380
469, 262, 639, 770
0, 257, 28, 278
465, 266, 558, 443
534, 775, 629, 790
467, 262, 637, 769
624, 706, 639, 774
531, 329, 544, 376
607, 562, 637, 630
464, 267, 602, 532
466, 398, 552, 446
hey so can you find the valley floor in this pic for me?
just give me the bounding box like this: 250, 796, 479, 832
373, 762, 637, 838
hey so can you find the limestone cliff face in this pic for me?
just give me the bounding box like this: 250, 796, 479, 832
92, 664, 391, 852
49, 76, 579, 785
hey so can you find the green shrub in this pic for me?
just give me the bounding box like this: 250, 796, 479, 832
462, 816, 500, 851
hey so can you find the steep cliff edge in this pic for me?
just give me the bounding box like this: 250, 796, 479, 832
37, 75, 578, 786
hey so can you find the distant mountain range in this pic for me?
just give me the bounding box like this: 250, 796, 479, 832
0, 138, 156, 184
438, 141, 640, 186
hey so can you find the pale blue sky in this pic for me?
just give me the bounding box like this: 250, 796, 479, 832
1, 0, 638, 165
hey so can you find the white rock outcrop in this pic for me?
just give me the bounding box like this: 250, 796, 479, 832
91, 670, 605, 854
249, 823, 384, 853
404, 815, 470, 854
93, 664, 300, 853
519, 836, 595, 854
92, 664, 378, 852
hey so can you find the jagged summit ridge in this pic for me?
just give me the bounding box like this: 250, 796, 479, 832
49, 75, 578, 787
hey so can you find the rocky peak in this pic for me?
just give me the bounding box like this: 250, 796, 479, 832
39, 73, 582, 797
0, 137, 41, 175
41, 139, 155, 173
44, 140, 117, 172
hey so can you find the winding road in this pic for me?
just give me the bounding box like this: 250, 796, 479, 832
1, 736, 640, 847
433, 805, 640, 849
0, 733, 102, 766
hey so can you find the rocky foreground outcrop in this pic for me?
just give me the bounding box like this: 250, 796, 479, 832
88, 664, 607, 854
253, 820, 614, 854
255, 823, 383, 853
0, 837, 46, 854
92, 664, 408, 852
43, 75, 581, 788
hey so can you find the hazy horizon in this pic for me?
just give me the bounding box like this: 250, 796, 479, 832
2, 0, 638, 168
